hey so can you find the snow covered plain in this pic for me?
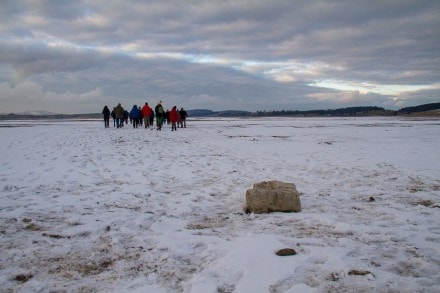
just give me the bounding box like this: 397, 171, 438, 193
0, 117, 439, 293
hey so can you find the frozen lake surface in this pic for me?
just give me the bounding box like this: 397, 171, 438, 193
1, 117, 439, 292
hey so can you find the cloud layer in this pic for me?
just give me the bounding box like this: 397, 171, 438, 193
1, 0, 439, 113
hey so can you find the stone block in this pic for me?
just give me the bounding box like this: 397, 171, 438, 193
246, 180, 301, 213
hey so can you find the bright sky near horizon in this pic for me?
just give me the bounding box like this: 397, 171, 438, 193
1, 0, 439, 114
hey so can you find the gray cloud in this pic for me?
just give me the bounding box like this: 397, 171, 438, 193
1, 0, 439, 113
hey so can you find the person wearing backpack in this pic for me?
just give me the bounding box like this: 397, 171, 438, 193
155, 101, 165, 131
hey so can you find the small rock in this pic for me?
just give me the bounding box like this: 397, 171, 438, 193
369, 196, 375, 202
275, 248, 297, 256
14, 274, 33, 282
348, 269, 372, 276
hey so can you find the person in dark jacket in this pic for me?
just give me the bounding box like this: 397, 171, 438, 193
179, 108, 188, 128
102, 106, 111, 128
111, 109, 116, 127
138, 106, 143, 126
123, 110, 129, 126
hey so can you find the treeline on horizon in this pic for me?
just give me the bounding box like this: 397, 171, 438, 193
191, 102, 440, 117
1, 102, 439, 120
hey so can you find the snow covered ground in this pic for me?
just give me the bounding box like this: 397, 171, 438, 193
1, 117, 439, 292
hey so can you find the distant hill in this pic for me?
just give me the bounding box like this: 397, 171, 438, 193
185, 104, 439, 117
397, 103, 440, 114
187, 109, 216, 117
16, 111, 59, 116
187, 109, 251, 117
0, 112, 101, 120
252, 106, 390, 117
1, 103, 439, 120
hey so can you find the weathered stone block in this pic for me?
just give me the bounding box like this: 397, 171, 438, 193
246, 180, 301, 213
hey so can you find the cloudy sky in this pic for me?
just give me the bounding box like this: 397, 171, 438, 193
1, 0, 439, 114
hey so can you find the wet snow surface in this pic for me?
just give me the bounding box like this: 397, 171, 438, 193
1, 117, 439, 292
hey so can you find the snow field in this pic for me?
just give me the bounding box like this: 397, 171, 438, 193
0, 117, 439, 292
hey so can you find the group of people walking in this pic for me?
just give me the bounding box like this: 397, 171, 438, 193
102, 101, 188, 131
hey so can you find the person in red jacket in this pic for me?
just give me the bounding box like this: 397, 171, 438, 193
169, 106, 179, 131
141, 102, 152, 128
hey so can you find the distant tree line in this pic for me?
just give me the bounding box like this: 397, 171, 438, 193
188, 106, 390, 117
252, 106, 387, 117
189, 103, 439, 117
397, 103, 440, 114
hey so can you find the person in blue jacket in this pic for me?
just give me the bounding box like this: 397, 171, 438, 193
130, 105, 141, 128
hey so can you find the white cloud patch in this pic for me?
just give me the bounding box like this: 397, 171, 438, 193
308, 91, 376, 104
309, 79, 440, 96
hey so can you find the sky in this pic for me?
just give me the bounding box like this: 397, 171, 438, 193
1, 0, 439, 114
